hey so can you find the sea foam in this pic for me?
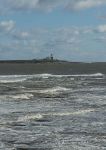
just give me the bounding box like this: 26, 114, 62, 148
18, 114, 43, 122
38, 73, 104, 78
9, 93, 34, 100
0, 93, 33, 100
18, 109, 94, 122
37, 86, 70, 94
27, 86, 70, 95
0, 73, 104, 83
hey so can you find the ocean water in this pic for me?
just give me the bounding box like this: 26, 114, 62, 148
0, 73, 106, 150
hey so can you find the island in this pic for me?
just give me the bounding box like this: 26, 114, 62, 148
0, 54, 106, 75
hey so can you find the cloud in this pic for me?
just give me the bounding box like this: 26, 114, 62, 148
12, 31, 30, 40
66, 0, 106, 11
0, 23, 106, 61
97, 24, 106, 32
0, 26, 81, 59
0, 20, 15, 33
0, 0, 66, 13
7, 0, 39, 11
0, 0, 106, 14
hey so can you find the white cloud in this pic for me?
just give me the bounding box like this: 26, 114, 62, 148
0, 24, 106, 60
0, 26, 81, 59
66, 0, 106, 11
7, 0, 39, 10
0, 20, 15, 33
0, 0, 106, 13
12, 31, 30, 40
0, 0, 66, 13
20, 31, 29, 37
97, 24, 106, 32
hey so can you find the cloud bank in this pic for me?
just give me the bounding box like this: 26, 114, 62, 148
67, 0, 106, 11
0, 19, 106, 61
0, 20, 15, 33
0, 0, 106, 14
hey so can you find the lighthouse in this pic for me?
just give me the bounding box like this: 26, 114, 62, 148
50, 53, 53, 62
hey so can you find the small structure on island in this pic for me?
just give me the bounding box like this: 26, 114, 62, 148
32, 54, 54, 63
43, 54, 54, 62
50, 53, 54, 62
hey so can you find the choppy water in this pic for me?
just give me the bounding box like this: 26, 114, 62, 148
0, 73, 106, 150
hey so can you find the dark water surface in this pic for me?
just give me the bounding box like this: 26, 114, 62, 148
0, 73, 106, 150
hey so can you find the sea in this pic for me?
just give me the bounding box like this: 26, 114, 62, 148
0, 73, 106, 150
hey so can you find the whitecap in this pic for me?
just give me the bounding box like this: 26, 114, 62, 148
0, 73, 104, 83
17, 109, 94, 122
0, 93, 33, 100
0, 78, 27, 83
38, 86, 70, 94
8, 93, 33, 100
50, 109, 95, 116
28, 86, 71, 95
18, 114, 43, 122
38, 73, 104, 78
0, 75, 29, 83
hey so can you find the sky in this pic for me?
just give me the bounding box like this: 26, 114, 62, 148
0, 0, 106, 61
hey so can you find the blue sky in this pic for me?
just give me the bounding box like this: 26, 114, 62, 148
0, 0, 106, 61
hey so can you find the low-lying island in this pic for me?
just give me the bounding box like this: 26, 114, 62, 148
0, 60, 106, 75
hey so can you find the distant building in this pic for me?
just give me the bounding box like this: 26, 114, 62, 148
33, 54, 54, 63
50, 53, 53, 62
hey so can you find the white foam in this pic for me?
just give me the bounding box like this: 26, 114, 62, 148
0, 79, 27, 83
18, 114, 43, 122
18, 109, 94, 122
38, 73, 104, 78
9, 93, 33, 100
39, 86, 70, 94
28, 86, 70, 95
0, 75, 29, 83
0, 73, 104, 83
61, 73, 104, 77
50, 109, 95, 116
0, 93, 33, 100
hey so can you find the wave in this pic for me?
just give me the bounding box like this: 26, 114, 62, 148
0, 93, 33, 100
18, 109, 94, 122
70, 73, 104, 77
27, 86, 70, 95
50, 109, 95, 116
0, 87, 70, 99
18, 114, 43, 122
35, 73, 104, 78
0, 73, 104, 83
30, 73, 104, 78
9, 93, 34, 100
0, 75, 29, 83
0, 74, 51, 83
37, 86, 70, 94
0, 79, 27, 83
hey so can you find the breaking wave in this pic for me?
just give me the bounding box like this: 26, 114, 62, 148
0, 72, 104, 83
36, 73, 104, 78
0, 93, 33, 100
0, 73, 104, 83
28, 86, 70, 95
37, 86, 70, 94
69, 73, 104, 77
18, 109, 95, 122
18, 114, 43, 122
32, 73, 104, 78
0, 75, 29, 83
9, 93, 34, 100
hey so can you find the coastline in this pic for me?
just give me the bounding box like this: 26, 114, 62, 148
0, 61, 106, 75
